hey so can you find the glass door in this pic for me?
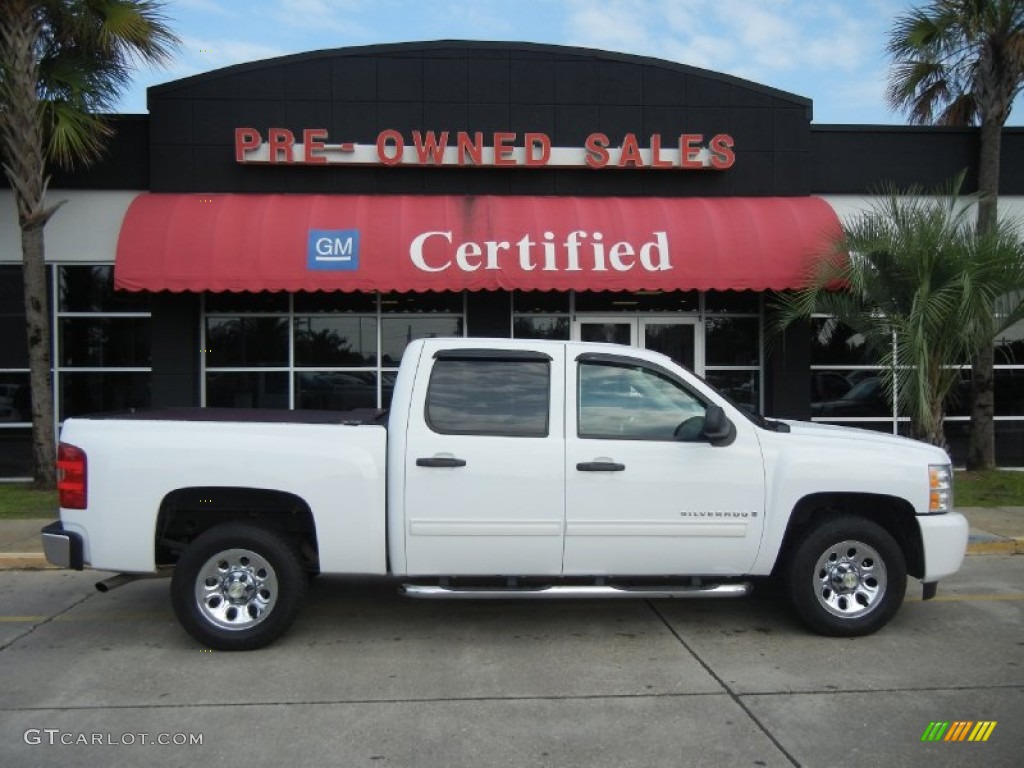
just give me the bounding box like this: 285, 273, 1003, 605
574, 317, 702, 374
574, 317, 635, 346
640, 318, 701, 372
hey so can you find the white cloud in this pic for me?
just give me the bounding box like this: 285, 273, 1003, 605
822, 65, 897, 123
429, 1, 519, 38
564, 0, 881, 78
274, 0, 369, 34
171, 37, 292, 78
565, 0, 652, 53
170, 0, 232, 14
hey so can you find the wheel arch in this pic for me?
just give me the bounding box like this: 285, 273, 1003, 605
775, 492, 924, 579
155, 486, 319, 571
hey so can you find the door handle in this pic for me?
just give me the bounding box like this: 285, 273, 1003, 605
576, 461, 625, 472
416, 457, 468, 468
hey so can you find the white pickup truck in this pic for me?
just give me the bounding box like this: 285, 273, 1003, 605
42, 338, 968, 650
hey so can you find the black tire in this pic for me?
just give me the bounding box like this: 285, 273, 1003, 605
785, 516, 907, 637
171, 523, 307, 651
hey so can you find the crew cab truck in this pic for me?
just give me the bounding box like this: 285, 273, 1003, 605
42, 338, 969, 650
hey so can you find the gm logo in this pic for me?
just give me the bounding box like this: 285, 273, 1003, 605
308, 229, 359, 271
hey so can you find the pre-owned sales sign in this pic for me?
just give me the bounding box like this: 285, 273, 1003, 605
234, 128, 736, 170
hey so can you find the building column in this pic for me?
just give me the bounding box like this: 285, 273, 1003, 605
150, 293, 201, 407
764, 315, 811, 420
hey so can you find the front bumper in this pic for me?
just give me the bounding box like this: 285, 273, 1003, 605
918, 511, 969, 582
41, 521, 84, 570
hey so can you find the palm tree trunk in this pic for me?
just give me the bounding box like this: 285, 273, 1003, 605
21, 224, 56, 488
968, 342, 996, 470
967, 119, 1002, 470
0, 0, 58, 487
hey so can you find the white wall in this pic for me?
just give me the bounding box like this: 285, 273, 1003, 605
819, 195, 1024, 230
0, 190, 140, 264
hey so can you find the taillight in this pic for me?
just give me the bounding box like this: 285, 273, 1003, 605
57, 442, 87, 509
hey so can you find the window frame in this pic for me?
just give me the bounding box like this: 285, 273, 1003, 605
201, 292, 467, 410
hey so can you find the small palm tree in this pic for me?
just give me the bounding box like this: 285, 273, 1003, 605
886, 0, 1024, 466
0, 0, 177, 487
774, 178, 1024, 449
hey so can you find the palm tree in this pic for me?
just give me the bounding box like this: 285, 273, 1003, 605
0, 0, 177, 487
774, 179, 1024, 450
886, 0, 1024, 467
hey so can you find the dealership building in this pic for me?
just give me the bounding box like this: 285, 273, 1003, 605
2, 41, 1023, 478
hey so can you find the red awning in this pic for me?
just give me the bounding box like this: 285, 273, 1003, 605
114, 194, 841, 293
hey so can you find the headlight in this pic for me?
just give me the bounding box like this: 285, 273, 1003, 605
928, 464, 953, 513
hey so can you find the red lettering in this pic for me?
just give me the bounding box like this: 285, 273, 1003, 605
377, 129, 404, 165
584, 133, 610, 168
679, 134, 704, 169
267, 128, 295, 164
493, 131, 517, 166
524, 133, 551, 166
412, 130, 449, 164
234, 128, 261, 162
617, 133, 643, 168
709, 133, 735, 170
528, 133, 552, 165
457, 132, 484, 165
648, 134, 672, 168
302, 128, 328, 164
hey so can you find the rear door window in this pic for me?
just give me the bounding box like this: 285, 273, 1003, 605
426, 357, 550, 437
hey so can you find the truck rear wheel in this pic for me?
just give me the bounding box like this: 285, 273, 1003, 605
785, 516, 906, 637
171, 523, 307, 650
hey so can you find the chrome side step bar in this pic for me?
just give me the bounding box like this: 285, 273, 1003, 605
401, 582, 752, 600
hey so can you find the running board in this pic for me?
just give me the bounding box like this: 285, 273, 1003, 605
401, 582, 752, 600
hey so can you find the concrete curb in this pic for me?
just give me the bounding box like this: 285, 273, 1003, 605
0, 553, 56, 571
966, 537, 1024, 556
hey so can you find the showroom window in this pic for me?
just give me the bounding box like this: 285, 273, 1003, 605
703, 292, 762, 416
809, 315, 1024, 466
0, 264, 152, 479
808, 315, 892, 429
202, 291, 465, 410
56, 265, 152, 421
511, 291, 571, 340
0, 266, 31, 477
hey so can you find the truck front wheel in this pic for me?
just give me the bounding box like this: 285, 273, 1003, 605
171, 523, 307, 650
785, 516, 907, 637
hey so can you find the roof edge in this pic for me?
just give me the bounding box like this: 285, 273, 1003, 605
148, 39, 812, 110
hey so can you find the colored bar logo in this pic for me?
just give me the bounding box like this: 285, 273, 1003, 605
921, 721, 997, 742
308, 229, 360, 271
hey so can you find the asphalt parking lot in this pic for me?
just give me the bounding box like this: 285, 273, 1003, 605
1, 556, 1022, 768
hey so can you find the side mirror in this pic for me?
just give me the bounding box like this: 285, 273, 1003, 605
703, 405, 736, 447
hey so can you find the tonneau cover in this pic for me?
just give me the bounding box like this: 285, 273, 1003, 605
77, 407, 389, 426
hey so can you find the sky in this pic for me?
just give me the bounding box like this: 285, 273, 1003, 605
115, 0, 1023, 126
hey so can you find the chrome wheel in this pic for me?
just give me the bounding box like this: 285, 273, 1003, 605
813, 538, 887, 619
194, 548, 278, 631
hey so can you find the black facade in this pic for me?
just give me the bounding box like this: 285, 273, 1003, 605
146, 42, 812, 197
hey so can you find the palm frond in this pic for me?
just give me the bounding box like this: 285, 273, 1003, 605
0, 1, 180, 172
886, 0, 1024, 128
772, 174, 1024, 446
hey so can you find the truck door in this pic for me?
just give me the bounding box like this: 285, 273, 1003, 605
402, 347, 566, 576
564, 349, 765, 575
